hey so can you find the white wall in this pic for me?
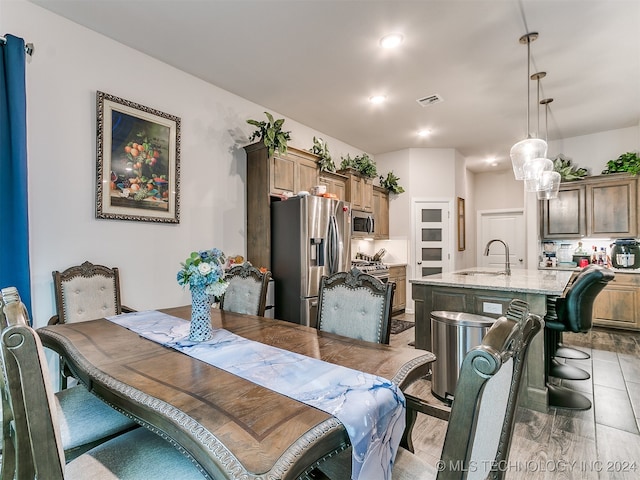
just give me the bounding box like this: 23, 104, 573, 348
3, 0, 366, 327
548, 125, 640, 175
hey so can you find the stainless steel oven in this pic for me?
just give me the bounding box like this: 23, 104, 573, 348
351, 210, 375, 238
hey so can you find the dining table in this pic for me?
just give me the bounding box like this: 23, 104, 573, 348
37, 306, 435, 480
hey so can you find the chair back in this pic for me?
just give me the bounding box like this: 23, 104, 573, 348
556, 265, 614, 332
316, 267, 395, 344
1, 297, 66, 479
436, 302, 542, 480
220, 262, 272, 316
51, 261, 123, 325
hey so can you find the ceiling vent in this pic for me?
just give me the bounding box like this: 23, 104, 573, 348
416, 94, 443, 107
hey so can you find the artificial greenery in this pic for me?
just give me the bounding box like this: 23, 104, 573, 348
553, 154, 588, 181
339, 153, 377, 178
602, 151, 640, 176
310, 137, 335, 172
247, 111, 291, 157
379, 171, 405, 194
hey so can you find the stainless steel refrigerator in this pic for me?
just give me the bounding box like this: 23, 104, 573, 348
271, 195, 351, 327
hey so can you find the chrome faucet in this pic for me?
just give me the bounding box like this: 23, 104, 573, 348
484, 239, 511, 275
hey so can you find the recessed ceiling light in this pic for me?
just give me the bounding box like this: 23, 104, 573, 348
369, 95, 387, 104
417, 129, 431, 137
380, 33, 404, 49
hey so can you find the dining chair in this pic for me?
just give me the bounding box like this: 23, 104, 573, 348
220, 262, 272, 316
1, 297, 206, 480
316, 301, 543, 479
316, 267, 395, 344
1, 288, 138, 475
49, 261, 135, 388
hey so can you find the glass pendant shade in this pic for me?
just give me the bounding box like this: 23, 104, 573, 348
536, 171, 561, 200
523, 157, 553, 192
510, 137, 548, 180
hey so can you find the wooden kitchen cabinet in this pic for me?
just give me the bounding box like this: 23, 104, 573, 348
541, 173, 638, 239
586, 177, 637, 237
373, 186, 389, 239
244, 142, 320, 269
339, 168, 373, 212
319, 171, 347, 200
593, 272, 640, 330
541, 184, 585, 239
389, 265, 406, 315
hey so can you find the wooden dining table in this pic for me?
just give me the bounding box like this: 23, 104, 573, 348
37, 306, 435, 480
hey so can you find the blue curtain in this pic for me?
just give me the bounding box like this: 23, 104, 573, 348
0, 34, 32, 315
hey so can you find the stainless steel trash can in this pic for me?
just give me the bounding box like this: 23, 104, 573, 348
430, 311, 496, 403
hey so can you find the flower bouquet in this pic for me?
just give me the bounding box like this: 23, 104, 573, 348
177, 248, 228, 341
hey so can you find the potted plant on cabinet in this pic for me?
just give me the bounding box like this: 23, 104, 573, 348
601, 151, 640, 175
339, 153, 377, 178
379, 171, 405, 194
310, 137, 335, 172
246, 111, 291, 157
552, 154, 589, 181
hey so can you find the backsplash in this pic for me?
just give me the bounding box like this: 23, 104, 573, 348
352, 238, 408, 264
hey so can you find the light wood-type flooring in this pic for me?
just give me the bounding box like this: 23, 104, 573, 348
391, 313, 640, 480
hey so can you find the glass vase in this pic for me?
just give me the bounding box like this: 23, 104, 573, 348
189, 284, 212, 341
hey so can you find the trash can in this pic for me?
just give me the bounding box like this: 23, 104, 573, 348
430, 311, 496, 403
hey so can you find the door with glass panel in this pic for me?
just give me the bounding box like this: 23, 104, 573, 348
414, 201, 451, 278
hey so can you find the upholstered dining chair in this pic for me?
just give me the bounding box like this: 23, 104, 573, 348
316, 267, 395, 344
317, 301, 543, 479
1, 288, 138, 476
1, 295, 206, 480
49, 261, 135, 388
220, 262, 272, 316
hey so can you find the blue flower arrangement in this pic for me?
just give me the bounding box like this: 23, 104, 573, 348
177, 248, 228, 297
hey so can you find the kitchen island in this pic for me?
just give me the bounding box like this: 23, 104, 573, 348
411, 267, 574, 411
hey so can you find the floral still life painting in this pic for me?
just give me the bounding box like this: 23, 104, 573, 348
96, 91, 181, 223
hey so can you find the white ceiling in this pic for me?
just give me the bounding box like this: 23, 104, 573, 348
30, 0, 640, 172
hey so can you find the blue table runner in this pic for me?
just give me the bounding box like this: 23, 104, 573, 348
107, 310, 405, 480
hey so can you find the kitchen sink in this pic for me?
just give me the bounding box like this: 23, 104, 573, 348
455, 271, 507, 276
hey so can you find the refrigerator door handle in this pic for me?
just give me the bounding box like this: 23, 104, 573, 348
327, 215, 339, 274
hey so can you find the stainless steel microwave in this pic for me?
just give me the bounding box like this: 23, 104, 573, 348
351, 210, 375, 237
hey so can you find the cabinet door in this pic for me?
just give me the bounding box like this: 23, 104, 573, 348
361, 178, 374, 212
586, 179, 637, 237
319, 173, 346, 200
593, 274, 640, 330
373, 188, 389, 239
271, 155, 296, 194
541, 185, 586, 238
297, 157, 319, 194
389, 266, 406, 314
349, 176, 364, 210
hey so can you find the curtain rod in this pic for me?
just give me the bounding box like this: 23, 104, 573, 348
0, 36, 34, 56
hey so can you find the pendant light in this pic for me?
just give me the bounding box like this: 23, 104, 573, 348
523, 71, 553, 192
536, 96, 561, 200
511, 32, 548, 180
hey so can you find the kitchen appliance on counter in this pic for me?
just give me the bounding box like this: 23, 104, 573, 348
271, 195, 351, 327
611, 238, 640, 269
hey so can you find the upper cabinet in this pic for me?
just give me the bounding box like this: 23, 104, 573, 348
244, 142, 320, 269
319, 171, 347, 200
373, 186, 389, 240
339, 168, 374, 212
541, 174, 638, 239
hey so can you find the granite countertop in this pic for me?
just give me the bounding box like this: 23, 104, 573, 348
539, 266, 640, 274
410, 267, 574, 295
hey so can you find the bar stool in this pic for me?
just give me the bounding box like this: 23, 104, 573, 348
545, 265, 614, 410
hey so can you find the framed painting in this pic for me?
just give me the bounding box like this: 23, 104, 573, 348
457, 197, 466, 251
96, 91, 180, 223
